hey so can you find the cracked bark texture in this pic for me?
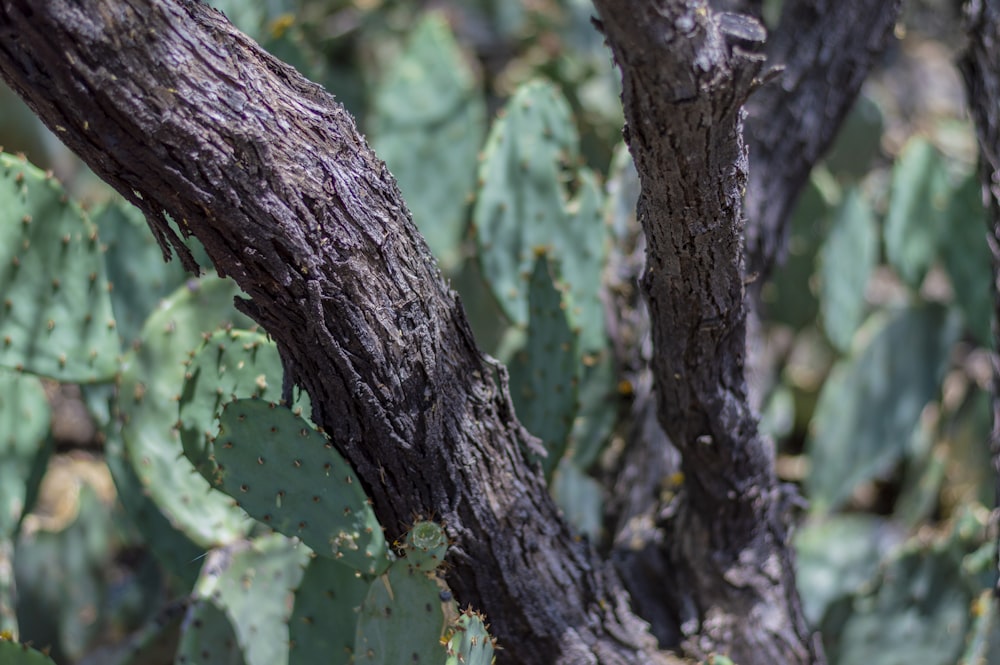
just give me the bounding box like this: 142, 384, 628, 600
600, 2, 901, 660
959, 0, 1000, 591
0, 0, 899, 662
591, 2, 821, 662
0, 2, 667, 663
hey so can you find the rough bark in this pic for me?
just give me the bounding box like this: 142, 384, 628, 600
958, 0, 1000, 591
590, 2, 821, 662
0, 2, 667, 663
601, 2, 901, 658
744, 0, 901, 282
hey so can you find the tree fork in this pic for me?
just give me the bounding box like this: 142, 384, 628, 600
591, 2, 822, 662
0, 2, 663, 662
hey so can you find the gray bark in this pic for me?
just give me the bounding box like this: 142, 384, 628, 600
958, 0, 1000, 592
590, 2, 820, 662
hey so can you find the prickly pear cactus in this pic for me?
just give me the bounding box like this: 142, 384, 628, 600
401, 520, 449, 573
178, 328, 309, 480
353, 563, 451, 664
445, 609, 496, 665
472, 80, 607, 354
353, 520, 459, 663
177, 533, 309, 665
91, 198, 192, 346
0, 152, 119, 382
214, 398, 390, 574
0, 371, 50, 538
0, 635, 57, 665
119, 276, 254, 548
288, 556, 371, 665
508, 253, 579, 478
370, 12, 486, 273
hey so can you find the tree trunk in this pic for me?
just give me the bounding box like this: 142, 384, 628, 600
0, 2, 666, 663
958, 0, 1000, 592
590, 3, 821, 663
0, 0, 893, 662
600, 2, 900, 659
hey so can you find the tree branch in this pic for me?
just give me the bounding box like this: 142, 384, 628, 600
958, 0, 1000, 591
744, 0, 901, 281
590, 1, 821, 662
0, 2, 665, 662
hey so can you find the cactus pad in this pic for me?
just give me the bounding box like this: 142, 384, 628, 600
370, 12, 486, 273
0, 636, 58, 665
472, 80, 607, 354
214, 398, 390, 575
179, 328, 308, 481
354, 563, 450, 664
119, 276, 253, 548
445, 609, 496, 665
178, 534, 309, 665
288, 556, 370, 665
0, 371, 50, 538
402, 521, 449, 572
508, 253, 579, 478
0, 152, 119, 382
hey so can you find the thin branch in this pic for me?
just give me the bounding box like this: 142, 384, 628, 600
745, 0, 902, 281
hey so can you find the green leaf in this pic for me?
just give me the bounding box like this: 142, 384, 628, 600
819, 187, 878, 352
806, 304, 961, 514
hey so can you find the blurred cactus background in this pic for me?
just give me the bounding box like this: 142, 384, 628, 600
0, 0, 997, 663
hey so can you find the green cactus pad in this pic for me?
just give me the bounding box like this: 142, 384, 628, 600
288, 556, 371, 665
92, 199, 190, 346
119, 276, 254, 548
1, 538, 15, 637
445, 610, 496, 665
403, 521, 448, 572
0, 371, 50, 538
370, 12, 486, 273
508, 253, 579, 478
472, 81, 608, 354
215, 398, 390, 575
0, 637, 57, 665
0, 152, 119, 382
178, 534, 309, 665
14, 486, 114, 662
179, 328, 309, 481
354, 563, 449, 664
